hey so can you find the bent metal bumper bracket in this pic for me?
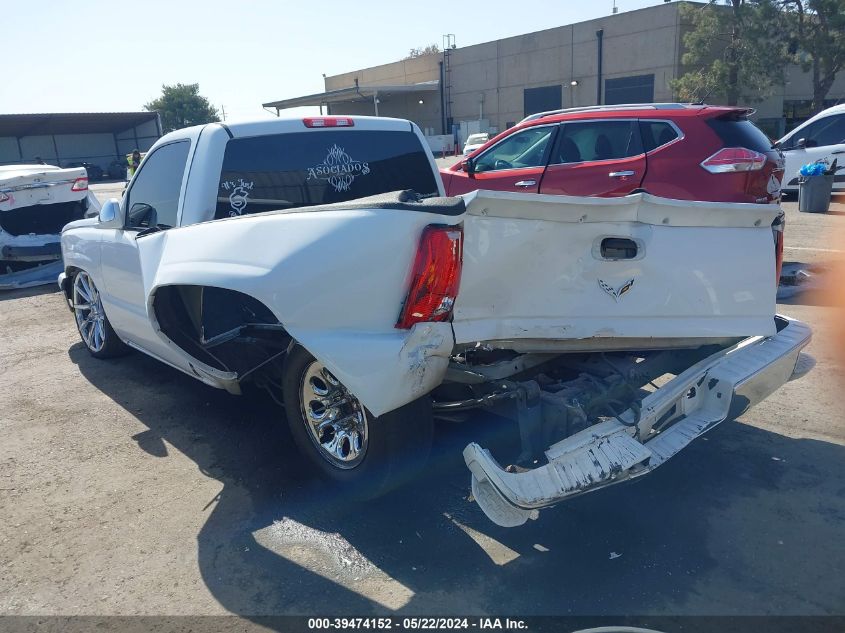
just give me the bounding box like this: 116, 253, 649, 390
463, 316, 813, 527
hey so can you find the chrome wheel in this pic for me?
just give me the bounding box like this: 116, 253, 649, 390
299, 360, 369, 469
73, 271, 106, 353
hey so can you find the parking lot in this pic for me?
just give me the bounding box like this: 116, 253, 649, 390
1, 184, 844, 617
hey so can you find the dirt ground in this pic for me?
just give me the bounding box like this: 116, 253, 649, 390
0, 187, 844, 618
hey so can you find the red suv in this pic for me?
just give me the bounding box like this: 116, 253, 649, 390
441, 104, 784, 204
441, 103, 785, 279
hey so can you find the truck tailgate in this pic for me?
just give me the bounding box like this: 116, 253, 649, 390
453, 190, 781, 350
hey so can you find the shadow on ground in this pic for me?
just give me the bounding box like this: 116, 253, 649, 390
777, 260, 843, 307
70, 343, 845, 618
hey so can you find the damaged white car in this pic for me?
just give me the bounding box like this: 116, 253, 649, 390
1, 164, 99, 289
58, 116, 812, 526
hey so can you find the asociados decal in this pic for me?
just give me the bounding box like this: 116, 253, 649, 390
307, 145, 370, 192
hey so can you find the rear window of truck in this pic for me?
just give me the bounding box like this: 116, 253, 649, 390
215, 130, 439, 219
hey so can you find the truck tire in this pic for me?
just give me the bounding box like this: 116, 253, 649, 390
282, 343, 433, 498
71, 270, 130, 359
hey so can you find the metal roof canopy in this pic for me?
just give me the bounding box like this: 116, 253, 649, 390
262, 81, 440, 111
0, 112, 160, 138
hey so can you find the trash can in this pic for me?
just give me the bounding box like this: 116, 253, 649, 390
798, 173, 834, 213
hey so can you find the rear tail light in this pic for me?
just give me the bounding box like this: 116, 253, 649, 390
700, 147, 767, 173
303, 117, 354, 128
396, 225, 463, 329
71, 177, 88, 191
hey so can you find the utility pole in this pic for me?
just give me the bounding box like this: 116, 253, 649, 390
221, 105, 227, 121
442, 34, 456, 138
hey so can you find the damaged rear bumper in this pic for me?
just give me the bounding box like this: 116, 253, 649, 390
0, 259, 64, 290
0, 230, 64, 290
464, 316, 813, 527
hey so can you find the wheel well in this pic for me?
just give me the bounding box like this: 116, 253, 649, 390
61, 266, 81, 307
152, 285, 290, 381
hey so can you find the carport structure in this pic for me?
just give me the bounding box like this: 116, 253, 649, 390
0, 112, 162, 171
263, 80, 440, 119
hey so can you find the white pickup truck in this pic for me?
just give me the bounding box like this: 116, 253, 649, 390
58, 115, 812, 527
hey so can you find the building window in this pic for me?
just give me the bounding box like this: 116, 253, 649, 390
604, 74, 655, 105
524, 85, 562, 118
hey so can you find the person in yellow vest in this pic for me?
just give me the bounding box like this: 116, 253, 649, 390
127, 149, 142, 178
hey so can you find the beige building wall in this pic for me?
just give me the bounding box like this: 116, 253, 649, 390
321, 1, 844, 141
446, 3, 684, 132
325, 55, 440, 91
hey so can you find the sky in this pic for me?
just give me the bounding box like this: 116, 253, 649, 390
2, 0, 665, 121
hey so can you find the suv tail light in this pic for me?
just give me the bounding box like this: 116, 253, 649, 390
71, 177, 88, 191
303, 117, 354, 128
396, 225, 463, 329
700, 147, 767, 173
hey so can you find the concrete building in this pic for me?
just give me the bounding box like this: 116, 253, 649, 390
0, 112, 161, 172
264, 2, 845, 148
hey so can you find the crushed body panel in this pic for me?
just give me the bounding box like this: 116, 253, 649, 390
464, 316, 812, 526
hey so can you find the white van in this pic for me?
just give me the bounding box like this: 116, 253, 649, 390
777, 103, 845, 195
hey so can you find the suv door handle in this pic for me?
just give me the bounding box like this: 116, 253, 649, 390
514, 180, 536, 188
609, 171, 635, 178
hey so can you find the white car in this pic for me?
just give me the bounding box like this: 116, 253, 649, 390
0, 164, 100, 289
777, 103, 845, 195
463, 132, 490, 156
58, 115, 811, 526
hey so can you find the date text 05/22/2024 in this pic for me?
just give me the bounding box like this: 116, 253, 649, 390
307, 618, 529, 630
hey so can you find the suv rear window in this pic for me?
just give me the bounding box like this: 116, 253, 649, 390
706, 116, 773, 153
216, 130, 438, 219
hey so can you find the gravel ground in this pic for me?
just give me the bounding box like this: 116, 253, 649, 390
0, 185, 843, 618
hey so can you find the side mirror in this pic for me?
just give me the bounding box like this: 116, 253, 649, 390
462, 158, 476, 175
97, 198, 125, 229
128, 202, 156, 228
796, 138, 807, 149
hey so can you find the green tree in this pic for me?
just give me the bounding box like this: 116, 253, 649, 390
780, 0, 845, 114
405, 44, 440, 59
672, 0, 792, 105
144, 83, 220, 134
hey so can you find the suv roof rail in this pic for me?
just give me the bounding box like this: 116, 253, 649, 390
518, 103, 699, 125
